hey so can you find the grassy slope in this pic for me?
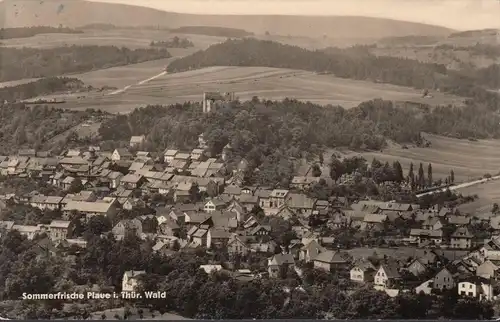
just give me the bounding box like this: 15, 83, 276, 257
0, 0, 453, 39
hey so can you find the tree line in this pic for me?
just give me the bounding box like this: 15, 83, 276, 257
0, 46, 171, 82
170, 26, 254, 38
150, 37, 194, 48
0, 26, 83, 39
0, 77, 85, 103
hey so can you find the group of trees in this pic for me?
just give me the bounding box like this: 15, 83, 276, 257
0, 26, 83, 39
0, 104, 96, 154
170, 26, 254, 38
0, 77, 85, 102
0, 46, 171, 82
150, 37, 194, 48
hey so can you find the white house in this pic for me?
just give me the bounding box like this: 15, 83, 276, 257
458, 278, 494, 301
122, 270, 146, 292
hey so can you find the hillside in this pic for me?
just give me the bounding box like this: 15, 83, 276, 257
167, 39, 500, 109
0, 0, 454, 39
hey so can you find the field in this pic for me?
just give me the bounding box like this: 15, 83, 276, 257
457, 180, 500, 214
27, 66, 464, 114
0, 29, 225, 50
332, 134, 500, 183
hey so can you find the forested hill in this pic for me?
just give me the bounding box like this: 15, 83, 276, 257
0, 46, 171, 82
167, 38, 500, 110
0, 26, 83, 39
166, 38, 447, 90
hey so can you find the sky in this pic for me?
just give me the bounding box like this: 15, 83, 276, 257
87, 0, 500, 30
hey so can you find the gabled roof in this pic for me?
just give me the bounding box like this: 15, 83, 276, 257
268, 253, 295, 266
379, 263, 401, 279
314, 250, 349, 264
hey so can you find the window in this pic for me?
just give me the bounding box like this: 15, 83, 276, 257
469, 285, 472, 289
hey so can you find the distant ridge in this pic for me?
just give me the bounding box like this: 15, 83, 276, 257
0, 0, 454, 39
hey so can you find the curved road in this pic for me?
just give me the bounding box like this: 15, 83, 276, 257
416, 175, 500, 198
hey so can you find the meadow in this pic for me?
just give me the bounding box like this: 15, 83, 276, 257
31, 65, 464, 114
345, 134, 500, 182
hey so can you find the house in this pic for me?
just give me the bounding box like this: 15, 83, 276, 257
130, 135, 146, 148
286, 193, 317, 217
458, 277, 494, 301
112, 219, 143, 238
200, 265, 223, 274
360, 214, 388, 232
164, 150, 178, 163
265, 189, 289, 215
189, 227, 209, 246
422, 217, 445, 231
48, 220, 72, 241
450, 227, 473, 249
207, 228, 231, 249
158, 219, 180, 236
204, 199, 227, 213
12, 225, 44, 240
30, 195, 64, 211
268, 253, 295, 278
406, 258, 428, 277
479, 237, 500, 261
299, 240, 326, 262
120, 174, 147, 189
191, 148, 205, 161
433, 267, 457, 290
313, 250, 350, 272
409, 228, 443, 246
228, 235, 250, 256
122, 270, 146, 292
374, 263, 401, 289
63, 200, 118, 219
350, 260, 377, 283
111, 148, 133, 162
476, 260, 499, 279
108, 171, 124, 189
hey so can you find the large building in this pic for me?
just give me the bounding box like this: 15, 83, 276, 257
202, 92, 235, 113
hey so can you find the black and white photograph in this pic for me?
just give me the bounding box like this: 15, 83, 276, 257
0, 0, 499, 320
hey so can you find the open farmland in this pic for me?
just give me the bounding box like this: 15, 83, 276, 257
0, 29, 225, 50
456, 180, 500, 214
32, 66, 464, 114
339, 134, 500, 182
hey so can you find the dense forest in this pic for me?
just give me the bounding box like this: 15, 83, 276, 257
436, 43, 500, 60
0, 231, 493, 320
150, 37, 194, 48
96, 98, 500, 186
167, 39, 500, 110
0, 104, 99, 154
0, 77, 86, 102
0, 26, 83, 39
0, 46, 171, 82
170, 26, 254, 38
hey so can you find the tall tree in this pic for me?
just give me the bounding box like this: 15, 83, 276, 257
392, 161, 404, 183
418, 163, 425, 189
427, 163, 433, 187
408, 163, 414, 182
450, 170, 455, 184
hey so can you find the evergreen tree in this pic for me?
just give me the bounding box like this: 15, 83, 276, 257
392, 161, 404, 183
450, 170, 455, 184
408, 163, 414, 181
418, 163, 425, 188
427, 163, 433, 187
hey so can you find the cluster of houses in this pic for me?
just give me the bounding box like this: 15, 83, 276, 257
0, 135, 499, 301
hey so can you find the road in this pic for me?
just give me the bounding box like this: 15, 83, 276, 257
416, 175, 500, 198
108, 70, 167, 95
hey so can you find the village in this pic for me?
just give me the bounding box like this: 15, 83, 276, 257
0, 130, 499, 308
